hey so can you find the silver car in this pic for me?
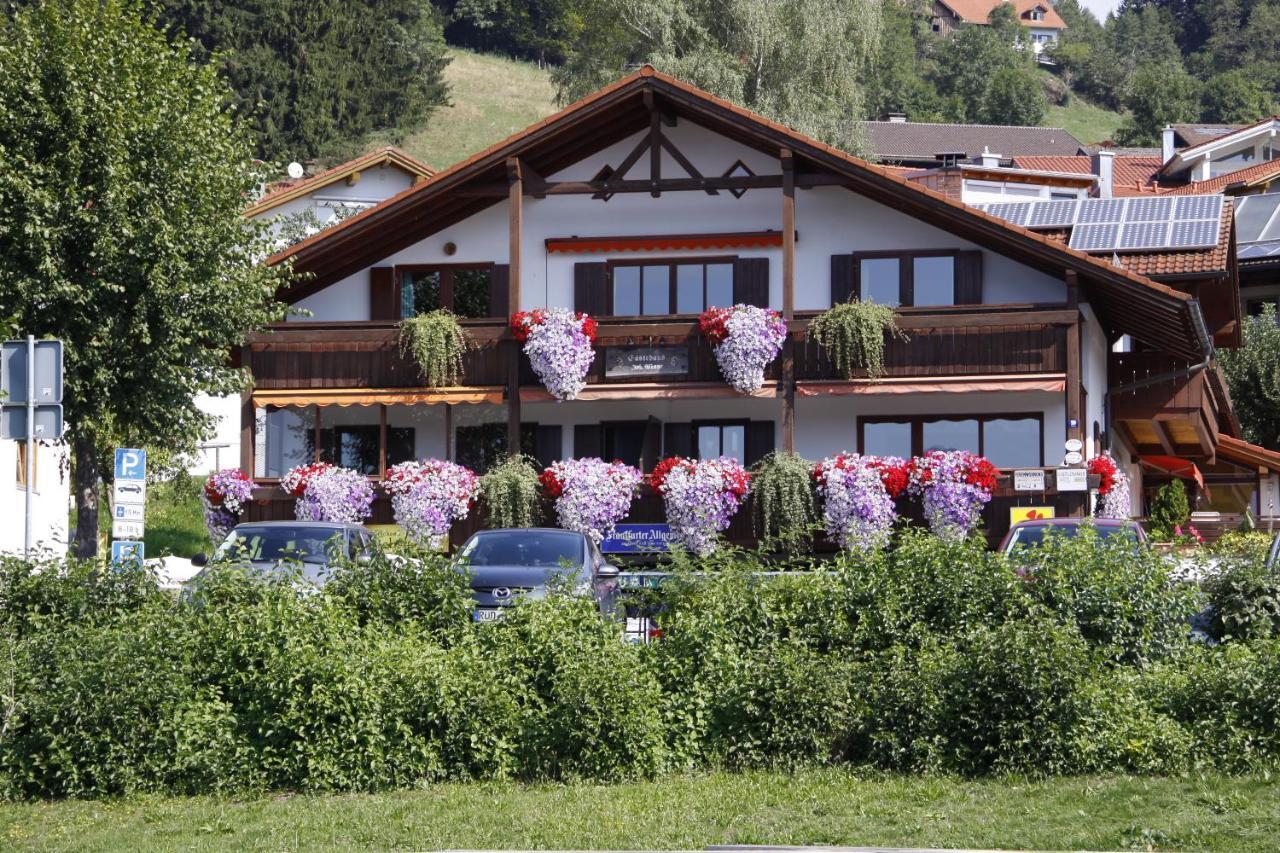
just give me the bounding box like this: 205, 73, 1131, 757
188, 521, 374, 588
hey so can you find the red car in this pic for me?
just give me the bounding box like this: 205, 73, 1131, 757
999, 517, 1147, 555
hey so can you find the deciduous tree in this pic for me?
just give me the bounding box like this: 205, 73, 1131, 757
1221, 305, 1280, 451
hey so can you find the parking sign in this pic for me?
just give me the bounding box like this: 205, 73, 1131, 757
111, 540, 145, 566
114, 448, 147, 481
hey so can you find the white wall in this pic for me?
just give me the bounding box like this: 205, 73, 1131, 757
1081, 302, 1110, 462
0, 438, 70, 555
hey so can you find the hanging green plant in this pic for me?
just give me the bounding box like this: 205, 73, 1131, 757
751, 451, 818, 554
398, 310, 472, 387
480, 455, 543, 528
808, 299, 905, 380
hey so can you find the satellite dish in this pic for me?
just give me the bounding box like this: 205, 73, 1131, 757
286, 161, 304, 179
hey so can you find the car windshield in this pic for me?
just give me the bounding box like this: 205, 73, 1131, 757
461, 531, 584, 568
216, 526, 348, 564
1008, 524, 1138, 549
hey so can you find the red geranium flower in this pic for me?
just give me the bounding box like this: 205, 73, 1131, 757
538, 468, 564, 499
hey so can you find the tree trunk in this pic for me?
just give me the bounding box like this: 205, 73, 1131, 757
72, 434, 100, 559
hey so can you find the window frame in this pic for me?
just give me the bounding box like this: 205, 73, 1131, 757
15, 440, 35, 490
851, 249, 964, 308
690, 418, 750, 462
394, 262, 497, 319
857, 412, 1045, 467
605, 255, 737, 317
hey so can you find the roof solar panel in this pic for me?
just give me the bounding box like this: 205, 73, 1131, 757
1175, 195, 1223, 221
1126, 197, 1173, 222
1028, 199, 1079, 228
1239, 241, 1280, 260
1069, 223, 1120, 251
1119, 221, 1169, 250
1168, 219, 1220, 249
1077, 198, 1125, 224
985, 202, 1033, 227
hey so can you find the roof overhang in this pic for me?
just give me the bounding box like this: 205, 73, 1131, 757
246, 147, 434, 218
268, 67, 1206, 361
1160, 117, 1280, 177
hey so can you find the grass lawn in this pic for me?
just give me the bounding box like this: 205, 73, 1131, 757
83, 474, 207, 559
390, 48, 558, 171
2, 770, 1277, 851
1047, 97, 1126, 147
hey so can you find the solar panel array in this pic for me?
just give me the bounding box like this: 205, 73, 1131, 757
973, 195, 1224, 254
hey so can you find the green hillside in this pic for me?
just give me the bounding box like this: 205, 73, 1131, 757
391, 49, 558, 172
1047, 98, 1126, 147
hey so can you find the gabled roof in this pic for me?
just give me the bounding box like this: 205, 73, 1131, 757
1170, 122, 1251, 150
1108, 200, 1234, 278
1161, 117, 1280, 176
866, 121, 1085, 164
1168, 159, 1280, 195
246, 146, 434, 217
1012, 155, 1165, 196
937, 0, 1066, 29
271, 65, 1206, 360
1218, 435, 1280, 472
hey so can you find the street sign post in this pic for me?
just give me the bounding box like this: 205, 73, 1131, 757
1, 338, 65, 556
112, 448, 147, 548
111, 540, 145, 566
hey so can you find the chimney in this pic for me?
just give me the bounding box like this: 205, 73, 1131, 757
980, 146, 1001, 168
1091, 149, 1114, 198
887, 113, 907, 123
1162, 125, 1176, 164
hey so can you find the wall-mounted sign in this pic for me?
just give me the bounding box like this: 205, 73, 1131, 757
1010, 506, 1055, 526
1064, 438, 1083, 453
1063, 451, 1083, 465
604, 346, 689, 379
1056, 468, 1088, 492
601, 523, 677, 553
1013, 469, 1046, 491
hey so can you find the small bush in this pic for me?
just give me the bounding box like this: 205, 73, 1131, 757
1202, 541, 1280, 641
750, 451, 818, 554
479, 455, 543, 528
1148, 480, 1190, 540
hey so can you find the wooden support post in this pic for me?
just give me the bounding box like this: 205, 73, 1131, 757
378, 404, 388, 478
781, 149, 797, 453
444, 403, 453, 462
507, 158, 522, 313
507, 341, 522, 458
649, 109, 662, 197
313, 405, 322, 463
1065, 284, 1085, 515
239, 345, 255, 475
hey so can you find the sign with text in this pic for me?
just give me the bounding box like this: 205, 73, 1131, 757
114, 503, 145, 522
1056, 467, 1088, 492
114, 448, 147, 482
1013, 469, 1046, 491
604, 346, 689, 379
601, 523, 677, 553
1010, 506, 1055, 526
112, 519, 145, 540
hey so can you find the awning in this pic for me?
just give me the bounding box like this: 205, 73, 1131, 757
521, 381, 777, 403
1141, 455, 1206, 491
251, 387, 504, 407
545, 230, 786, 254
797, 374, 1066, 396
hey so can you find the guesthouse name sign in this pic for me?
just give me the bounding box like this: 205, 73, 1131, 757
604, 346, 689, 379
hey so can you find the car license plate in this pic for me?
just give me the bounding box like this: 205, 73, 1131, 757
473, 608, 506, 623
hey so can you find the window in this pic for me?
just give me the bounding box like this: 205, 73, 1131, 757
399, 265, 494, 319
913, 256, 955, 306
320, 425, 414, 475
15, 441, 35, 490
610, 259, 734, 316
851, 250, 971, 307
604, 422, 647, 469
1050, 191, 1078, 200
859, 414, 1043, 467
1003, 185, 1042, 198
255, 405, 417, 479
456, 423, 539, 475
696, 422, 746, 463
1209, 147, 1258, 178
255, 406, 317, 479
860, 258, 900, 306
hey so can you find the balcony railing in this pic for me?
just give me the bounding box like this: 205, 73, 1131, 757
1109, 352, 1222, 457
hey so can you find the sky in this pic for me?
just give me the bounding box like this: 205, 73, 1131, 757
1079, 0, 1122, 21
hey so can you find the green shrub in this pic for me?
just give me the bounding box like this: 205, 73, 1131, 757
399, 309, 471, 387
808, 299, 904, 379
1202, 541, 1280, 641
750, 451, 818, 555
479, 454, 543, 528
1148, 479, 1190, 540
323, 540, 473, 640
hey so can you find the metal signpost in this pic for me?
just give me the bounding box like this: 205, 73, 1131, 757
1, 338, 65, 556
112, 448, 147, 552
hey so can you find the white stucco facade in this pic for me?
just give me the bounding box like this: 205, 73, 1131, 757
0, 438, 70, 555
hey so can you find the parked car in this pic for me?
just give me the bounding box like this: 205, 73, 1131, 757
455, 528, 621, 622
187, 521, 374, 588
999, 517, 1147, 556
1265, 532, 1280, 572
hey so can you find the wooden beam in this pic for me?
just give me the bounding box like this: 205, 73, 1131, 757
658, 134, 717, 194
1065, 317, 1083, 446
1151, 417, 1177, 455
240, 346, 254, 474
649, 109, 662, 197
507, 158, 522, 313
378, 404, 388, 478
506, 341, 522, 459
781, 149, 795, 321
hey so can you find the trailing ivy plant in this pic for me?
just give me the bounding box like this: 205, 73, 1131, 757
480, 455, 543, 528
751, 451, 818, 554
399, 310, 472, 387
808, 299, 905, 380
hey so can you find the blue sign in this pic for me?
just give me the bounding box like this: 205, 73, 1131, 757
601, 523, 676, 553
114, 448, 146, 481
111, 540, 145, 566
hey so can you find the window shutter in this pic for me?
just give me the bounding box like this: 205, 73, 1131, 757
573, 262, 608, 315
489, 264, 510, 318
830, 254, 857, 305
745, 421, 775, 467
369, 266, 399, 320
733, 257, 769, 307
573, 424, 603, 459
533, 424, 562, 469
663, 422, 692, 458
955, 251, 983, 304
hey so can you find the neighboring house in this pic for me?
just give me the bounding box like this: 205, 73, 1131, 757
234, 65, 1257, 545
187, 146, 434, 475
0, 438, 69, 555
1159, 118, 1280, 186
908, 148, 1096, 203
930, 0, 1066, 54
865, 119, 1086, 169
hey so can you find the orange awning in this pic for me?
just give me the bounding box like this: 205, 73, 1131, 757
797, 374, 1066, 396
1140, 455, 1206, 491
545, 230, 786, 254
252, 387, 504, 407
521, 381, 777, 403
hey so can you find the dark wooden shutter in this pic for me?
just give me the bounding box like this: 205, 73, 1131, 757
489, 264, 510, 318
745, 420, 775, 467
369, 266, 399, 320
534, 424, 562, 469
830, 254, 857, 305
955, 251, 983, 304
641, 417, 663, 471
573, 424, 603, 459
733, 257, 769, 307
663, 422, 692, 458
574, 262, 608, 315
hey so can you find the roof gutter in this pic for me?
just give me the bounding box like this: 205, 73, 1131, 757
1108, 298, 1214, 399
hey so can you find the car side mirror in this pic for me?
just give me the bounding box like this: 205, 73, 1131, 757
190, 553, 208, 568
597, 563, 621, 579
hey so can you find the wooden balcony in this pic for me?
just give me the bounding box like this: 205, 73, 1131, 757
244, 306, 1074, 393
1110, 352, 1222, 460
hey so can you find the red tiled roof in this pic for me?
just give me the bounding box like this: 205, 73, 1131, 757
247, 146, 434, 215
1011, 155, 1165, 196
1218, 435, 1280, 472
938, 0, 1066, 28
1111, 199, 1233, 278
1168, 159, 1280, 195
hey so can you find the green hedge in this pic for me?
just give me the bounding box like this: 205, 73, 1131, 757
2, 528, 1279, 798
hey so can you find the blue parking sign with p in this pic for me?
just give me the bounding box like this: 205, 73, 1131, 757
114, 448, 146, 481
111, 540, 145, 566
